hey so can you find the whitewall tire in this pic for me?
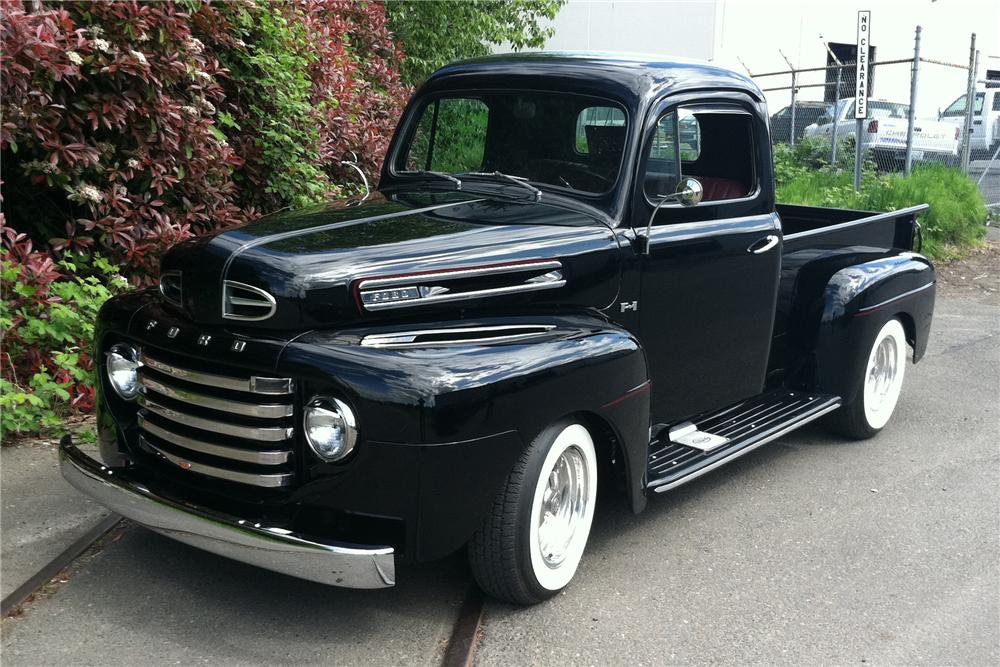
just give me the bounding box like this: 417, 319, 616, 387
827, 317, 908, 439
468, 421, 598, 604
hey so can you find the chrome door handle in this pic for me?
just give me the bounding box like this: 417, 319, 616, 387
748, 235, 779, 254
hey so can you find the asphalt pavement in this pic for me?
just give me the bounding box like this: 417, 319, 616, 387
2, 288, 997, 665
1, 439, 109, 599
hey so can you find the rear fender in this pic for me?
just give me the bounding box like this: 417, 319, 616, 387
808, 252, 935, 403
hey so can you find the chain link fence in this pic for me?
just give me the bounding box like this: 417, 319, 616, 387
747, 29, 999, 209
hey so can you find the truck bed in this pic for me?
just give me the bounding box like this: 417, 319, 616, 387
778, 203, 928, 253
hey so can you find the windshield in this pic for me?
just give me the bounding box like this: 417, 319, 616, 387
396, 92, 628, 196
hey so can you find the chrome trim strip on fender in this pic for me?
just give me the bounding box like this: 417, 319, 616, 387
652, 402, 841, 493
138, 416, 292, 465
59, 436, 395, 588
139, 375, 293, 419
853, 281, 935, 316
141, 436, 293, 488
360, 324, 557, 348
139, 397, 294, 442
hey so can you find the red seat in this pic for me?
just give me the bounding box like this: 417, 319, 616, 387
696, 176, 746, 201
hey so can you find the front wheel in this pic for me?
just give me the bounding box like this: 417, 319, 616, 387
468, 421, 598, 605
826, 318, 908, 439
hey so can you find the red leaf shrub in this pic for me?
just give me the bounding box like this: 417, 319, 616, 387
1, 1, 411, 434
300, 0, 409, 180
1, 0, 248, 280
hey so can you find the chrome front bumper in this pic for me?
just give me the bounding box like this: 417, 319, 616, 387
59, 436, 395, 589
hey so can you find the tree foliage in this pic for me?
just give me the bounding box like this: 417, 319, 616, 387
384, 0, 565, 85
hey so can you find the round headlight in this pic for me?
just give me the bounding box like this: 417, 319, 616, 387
106, 343, 141, 400
304, 397, 358, 462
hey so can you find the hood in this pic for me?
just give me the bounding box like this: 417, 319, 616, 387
159, 191, 622, 330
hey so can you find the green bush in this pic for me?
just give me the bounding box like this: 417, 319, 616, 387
1, 254, 128, 439
776, 163, 988, 260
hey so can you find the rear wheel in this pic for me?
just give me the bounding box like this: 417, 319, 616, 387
468, 421, 597, 605
826, 318, 908, 439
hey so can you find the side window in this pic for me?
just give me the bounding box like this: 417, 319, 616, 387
575, 106, 626, 154
941, 95, 967, 118
643, 107, 755, 208
405, 98, 489, 173
994, 93, 1000, 112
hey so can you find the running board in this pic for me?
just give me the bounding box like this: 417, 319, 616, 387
646, 390, 841, 493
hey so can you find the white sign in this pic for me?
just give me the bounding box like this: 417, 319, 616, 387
855, 11, 871, 119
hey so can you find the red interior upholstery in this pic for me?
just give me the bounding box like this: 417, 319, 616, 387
697, 176, 746, 201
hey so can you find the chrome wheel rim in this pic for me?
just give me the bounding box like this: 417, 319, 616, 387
867, 335, 899, 411
537, 446, 589, 569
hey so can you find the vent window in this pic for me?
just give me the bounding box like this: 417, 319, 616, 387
222, 281, 276, 321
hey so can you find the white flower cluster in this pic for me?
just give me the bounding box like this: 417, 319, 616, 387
129, 50, 148, 66
75, 184, 103, 203
194, 97, 215, 115
23, 159, 57, 175
92, 38, 112, 53
67, 51, 84, 66
88, 25, 104, 37
185, 37, 204, 54
180, 105, 199, 117
127, 158, 141, 169
194, 70, 213, 84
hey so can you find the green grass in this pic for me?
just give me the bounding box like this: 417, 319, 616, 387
776, 163, 988, 260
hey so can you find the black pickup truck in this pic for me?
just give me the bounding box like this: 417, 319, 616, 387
61, 53, 935, 605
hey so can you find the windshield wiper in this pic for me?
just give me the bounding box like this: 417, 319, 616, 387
398, 170, 462, 189
460, 171, 542, 202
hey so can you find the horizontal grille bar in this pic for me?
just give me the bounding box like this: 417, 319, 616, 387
138, 416, 291, 465
139, 374, 293, 419
140, 352, 294, 396
139, 397, 293, 442
141, 436, 292, 488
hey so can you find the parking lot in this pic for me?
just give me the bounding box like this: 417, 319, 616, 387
2, 246, 998, 666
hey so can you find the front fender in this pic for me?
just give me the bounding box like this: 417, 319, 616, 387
284, 314, 650, 559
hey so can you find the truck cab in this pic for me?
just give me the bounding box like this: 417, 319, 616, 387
61, 53, 936, 605
939, 84, 1000, 157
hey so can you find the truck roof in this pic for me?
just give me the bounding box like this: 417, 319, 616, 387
423, 51, 764, 106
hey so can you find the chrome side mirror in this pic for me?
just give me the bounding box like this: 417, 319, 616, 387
340, 151, 370, 199
673, 177, 703, 207
642, 177, 703, 254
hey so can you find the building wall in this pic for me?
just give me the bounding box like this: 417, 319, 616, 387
537, 0, 997, 119
538, 0, 719, 61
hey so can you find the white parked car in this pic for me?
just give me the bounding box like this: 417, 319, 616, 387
804, 98, 960, 168
938, 86, 1000, 157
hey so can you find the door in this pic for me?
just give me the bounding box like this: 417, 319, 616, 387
636, 100, 782, 424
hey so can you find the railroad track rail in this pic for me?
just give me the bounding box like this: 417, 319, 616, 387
1, 514, 122, 618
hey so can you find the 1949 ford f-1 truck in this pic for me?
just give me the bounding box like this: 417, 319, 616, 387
60, 53, 935, 605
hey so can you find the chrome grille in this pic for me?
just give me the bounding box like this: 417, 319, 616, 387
136, 351, 296, 488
